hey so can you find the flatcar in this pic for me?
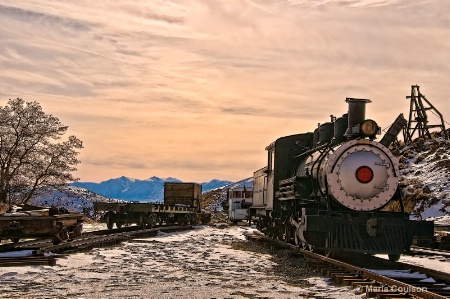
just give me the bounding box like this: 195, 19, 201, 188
0, 205, 83, 245
95, 182, 211, 229
250, 98, 434, 261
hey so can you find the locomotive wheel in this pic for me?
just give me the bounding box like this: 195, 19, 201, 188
277, 225, 290, 242
388, 254, 401, 262
294, 233, 300, 246
295, 233, 312, 251
276, 226, 283, 241
116, 222, 124, 229
284, 226, 294, 243
10, 238, 20, 244
324, 235, 336, 258
294, 228, 313, 251
325, 249, 336, 258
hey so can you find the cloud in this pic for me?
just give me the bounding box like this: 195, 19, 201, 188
0, 4, 91, 35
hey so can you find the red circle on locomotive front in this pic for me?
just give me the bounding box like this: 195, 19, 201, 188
355, 166, 374, 184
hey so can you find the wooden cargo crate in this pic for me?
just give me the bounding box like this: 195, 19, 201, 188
164, 183, 202, 210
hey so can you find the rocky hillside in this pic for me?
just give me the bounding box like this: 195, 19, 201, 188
28, 186, 118, 215
389, 130, 450, 217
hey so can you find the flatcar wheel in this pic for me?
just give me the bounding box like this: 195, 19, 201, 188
139, 213, 146, 229
105, 212, 114, 230
388, 254, 401, 262
147, 214, 156, 228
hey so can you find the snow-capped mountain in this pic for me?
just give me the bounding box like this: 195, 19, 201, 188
70, 176, 233, 201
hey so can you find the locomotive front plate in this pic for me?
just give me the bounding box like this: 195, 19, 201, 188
326, 139, 399, 211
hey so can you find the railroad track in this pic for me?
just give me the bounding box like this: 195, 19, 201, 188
0, 224, 183, 252
0, 255, 57, 267
248, 234, 450, 299
0, 225, 193, 267
410, 246, 450, 259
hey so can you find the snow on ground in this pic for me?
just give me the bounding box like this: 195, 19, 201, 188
427, 215, 450, 226
0, 225, 362, 299
376, 253, 450, 275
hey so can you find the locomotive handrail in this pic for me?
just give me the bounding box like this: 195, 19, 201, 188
311, 143, 333, 197
292, 142, 329, 159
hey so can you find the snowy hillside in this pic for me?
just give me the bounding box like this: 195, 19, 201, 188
392, 130, 450, 217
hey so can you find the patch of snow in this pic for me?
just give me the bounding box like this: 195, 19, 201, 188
0, 250, 33, 258
376, 254, 450, 274
427, 215, 450, 225
366, 269, 428, 279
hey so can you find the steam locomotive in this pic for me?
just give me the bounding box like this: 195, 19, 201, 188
250, 98, 434, 261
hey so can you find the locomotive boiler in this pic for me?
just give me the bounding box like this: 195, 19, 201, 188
250, 98, 434, 261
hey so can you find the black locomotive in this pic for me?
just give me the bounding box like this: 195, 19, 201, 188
250, 98, 434, 261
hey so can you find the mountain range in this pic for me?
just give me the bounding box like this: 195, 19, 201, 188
70, 176, 233, 202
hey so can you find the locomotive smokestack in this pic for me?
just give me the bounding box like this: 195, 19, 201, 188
346, 98, 371, 127
345, 98, 371, 140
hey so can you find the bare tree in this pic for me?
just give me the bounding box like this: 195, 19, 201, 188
0, 98, 83, 205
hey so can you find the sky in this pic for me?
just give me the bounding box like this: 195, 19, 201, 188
0, 0, 449, 183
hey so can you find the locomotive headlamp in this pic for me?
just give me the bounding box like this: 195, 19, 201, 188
356, 166, 374, 184
360, 119, 378, 137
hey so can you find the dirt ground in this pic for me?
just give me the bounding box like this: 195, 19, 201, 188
0, 224, 362, 299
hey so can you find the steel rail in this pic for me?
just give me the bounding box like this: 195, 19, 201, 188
251, 234, 450, 299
